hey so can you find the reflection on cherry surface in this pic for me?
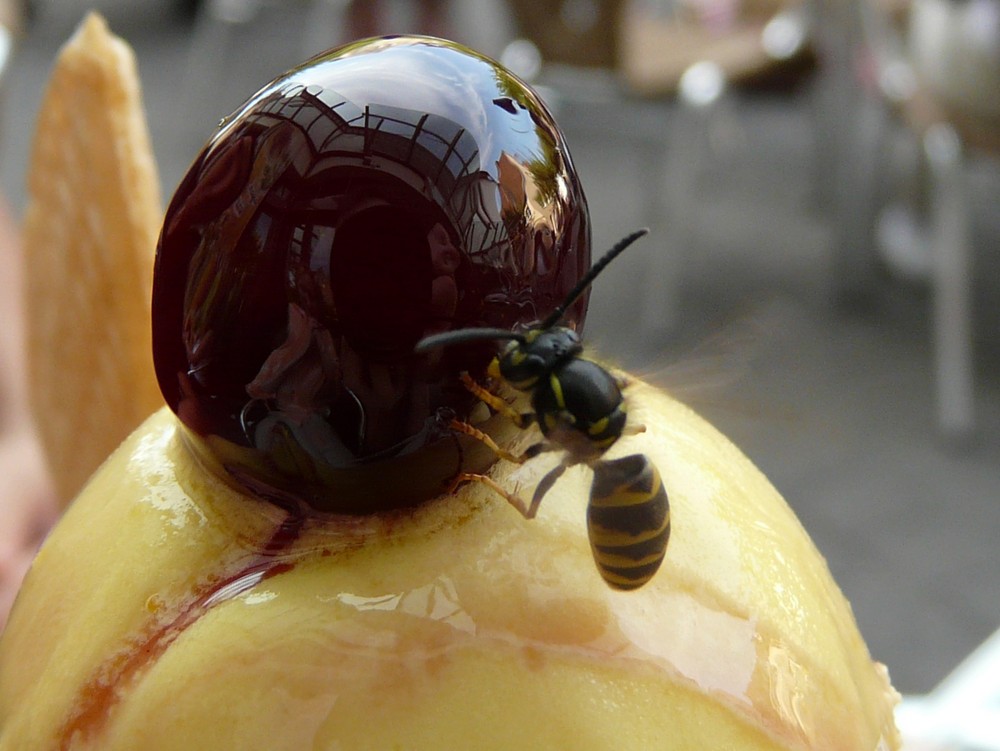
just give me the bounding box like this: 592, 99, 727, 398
152, 36, 592, 513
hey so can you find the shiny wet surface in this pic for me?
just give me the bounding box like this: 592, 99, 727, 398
151, 36, 589, 510
42, 408, 893, 750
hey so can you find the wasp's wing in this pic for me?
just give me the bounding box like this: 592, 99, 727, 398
629, 298, 804, 426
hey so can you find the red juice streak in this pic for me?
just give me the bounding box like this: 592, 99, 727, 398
57, 514, 303, 750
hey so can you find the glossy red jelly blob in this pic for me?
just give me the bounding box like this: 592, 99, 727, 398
152, 36, 591, 513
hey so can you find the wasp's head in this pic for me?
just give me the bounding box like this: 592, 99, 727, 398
495, 327, 582, 390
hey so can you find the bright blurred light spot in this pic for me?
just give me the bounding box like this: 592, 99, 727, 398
679, 61, 725, 107
0, 26, 10, 77
924, 122, 962, 164
500, 38, 542, 82
761, 11, 806, 60
879, 60, 918, 103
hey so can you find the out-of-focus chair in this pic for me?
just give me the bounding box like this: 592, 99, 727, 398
502, 0, 814, 334
842, 0, 1000, 438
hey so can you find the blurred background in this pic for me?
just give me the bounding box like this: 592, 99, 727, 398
0, 0, 998, 736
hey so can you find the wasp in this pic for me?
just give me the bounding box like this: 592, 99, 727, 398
415, 229, 669, 590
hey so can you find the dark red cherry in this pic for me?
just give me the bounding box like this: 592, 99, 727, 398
152, 36, 591, 513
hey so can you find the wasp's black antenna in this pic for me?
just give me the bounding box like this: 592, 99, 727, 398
414, 327, 527, 354
539, 228, 649, 330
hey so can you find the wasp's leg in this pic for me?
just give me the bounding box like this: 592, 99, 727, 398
447, 460, 568, 520
622, 423, 646, 437
612, 370, 632, 391
524, 461, 568, 518
449, 420, 556, 464
446, 472, 534, 518
459, 372, 535, 429
449, 419, 525, 463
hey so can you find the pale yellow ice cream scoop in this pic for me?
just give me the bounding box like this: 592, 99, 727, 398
0, 387, 899, 750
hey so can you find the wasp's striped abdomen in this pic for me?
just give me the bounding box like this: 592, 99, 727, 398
587, 454, 670, 590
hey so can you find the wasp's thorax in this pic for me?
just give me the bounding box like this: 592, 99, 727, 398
496, 327, 583, 390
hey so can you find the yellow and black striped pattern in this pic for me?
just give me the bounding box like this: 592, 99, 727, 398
587, 454, 670, 590
494, 330, 547, 390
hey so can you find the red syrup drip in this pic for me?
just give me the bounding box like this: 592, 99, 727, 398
57, 514, 303, 749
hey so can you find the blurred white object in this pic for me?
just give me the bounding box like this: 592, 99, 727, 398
0, 24, 9, 75
499, 37, 542, 81
762, 6, 809, 60
0, 2, 13, 84
896, 627, 1000, 750
678, 60, 726, 107
909, 0, 1000, 121
876, 202, 930, 280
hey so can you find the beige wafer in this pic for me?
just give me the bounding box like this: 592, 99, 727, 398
23, 13, 162, 505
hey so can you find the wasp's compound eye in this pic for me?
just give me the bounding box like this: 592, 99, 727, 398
151, 36, 592, 513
